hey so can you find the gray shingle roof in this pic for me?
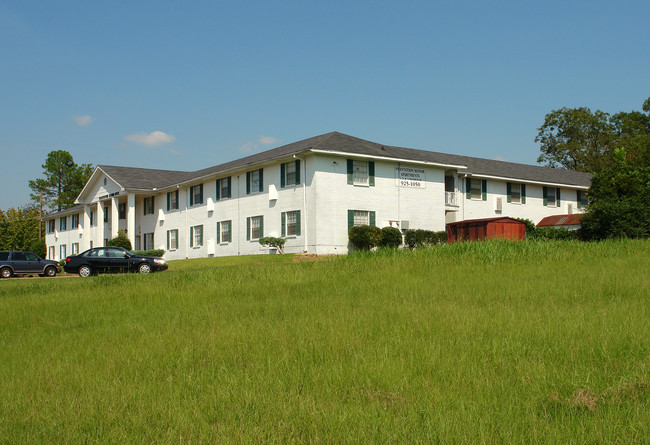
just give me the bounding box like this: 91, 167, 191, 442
98, 131, 593, 190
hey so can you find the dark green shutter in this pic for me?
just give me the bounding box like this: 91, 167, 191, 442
521, 184, 526, 204
347, 159, 354, 184
259, 216, 264, 237
543, 187, 548, 206
466, 178, 472, 199
199, 226, 203, 246
199, 184, 203, 204
190, 227, 194, 247
246, 172, 251, 195
348, 210, 354, 230
577, 190, 582, 209
217, 222, 221, 243
143, 198, 146, 215
281, 212, 286, 237
227, 221, 232, 242
280, 163, 286, 188
190, 188, 194, 206
227, 177, 231, 198
296, 210, 301, 236
295, 160, 300, 185
369, 211, 376, 226
167, 193, 170, 211
258, 169, 263, 192
246, 217, 250, 240
369, 161, 375, 186
152, 196, 154, 212
481, 180, 487, 201
216, 180, 220, 200
507, 183, 512, 203
167, 231, 170, 250
556, 188, 561, 207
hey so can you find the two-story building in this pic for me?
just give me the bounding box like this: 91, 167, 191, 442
44, 132, 592, 260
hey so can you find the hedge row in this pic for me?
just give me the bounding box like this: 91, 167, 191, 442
404, 229, 447, 248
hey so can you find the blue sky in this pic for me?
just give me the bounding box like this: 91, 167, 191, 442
1, 0, 648, 210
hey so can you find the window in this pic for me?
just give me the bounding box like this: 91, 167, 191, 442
190, 184, 203, 206
347, 159, 375, 186
466, 178, 487, 201
48, 246, 55, 259
281, 211, 301, 237
167, 190, 179, 211
72, 213, 80, 228
144, 197, 155, 215
60, 244, 66, 259
47, 219, 55, 234
167, 229, 179, 250
216, 177, 231, 200
347, 210, 376, 229
246, 216, 263, 240
90, 210, 95, 226
190, 225, 203, 247
104, 206, 109, 223
59, 216, 67, 231
577, 190, 589, 209
119, 203, 126, 219
72, 243, 79, 255
217, 220, 232, 243
144, 233, 154, 250
246, 169, 263, 194
507, 183, 526, 204
281, 160, 300, 187
544, 187, 560, 207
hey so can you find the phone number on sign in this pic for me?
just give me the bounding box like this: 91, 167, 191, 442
400, 180, 422, 187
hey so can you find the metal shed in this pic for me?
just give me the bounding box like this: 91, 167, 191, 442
446, 217, 526, 243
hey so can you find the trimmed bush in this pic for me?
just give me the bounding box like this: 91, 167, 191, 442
532, 227, 578, 240
132, 249, 165, 258
29, 239, 47, 259
259, 237, 287, 253
404, 229, 447, 248
107, 229, 133, 251
379, 226, 403, 248
349, 225, 382, 251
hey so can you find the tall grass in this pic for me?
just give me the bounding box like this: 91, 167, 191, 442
0, 240, 648, 443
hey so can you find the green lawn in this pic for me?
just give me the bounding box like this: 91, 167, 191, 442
0, 240, 648, 443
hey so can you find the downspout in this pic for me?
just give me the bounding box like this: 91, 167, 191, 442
184, 186, 189, 259
236, 175, 240, 255
293, 154, 308, 253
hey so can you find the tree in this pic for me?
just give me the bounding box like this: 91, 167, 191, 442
536, 98, 650, 174
29, 150, 93, 212
0, 205, 41, 251
579, 148, 650, 240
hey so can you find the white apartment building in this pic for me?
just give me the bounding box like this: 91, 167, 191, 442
44, 132, 592, 261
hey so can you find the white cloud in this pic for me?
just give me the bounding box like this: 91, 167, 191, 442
73, 115, 94, 126
259, 136, 277, 145
124, 131, 176, 147
239, 135, 278, 153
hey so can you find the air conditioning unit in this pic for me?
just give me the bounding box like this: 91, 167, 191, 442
401, 220, 410, 230
567, 203, 573, 214
495, 197, 502, 213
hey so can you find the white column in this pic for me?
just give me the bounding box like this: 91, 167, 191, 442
96, 202, 105, 247
83, 205, 92, 250
127, 193, 136, 248
111, 197, 120, 239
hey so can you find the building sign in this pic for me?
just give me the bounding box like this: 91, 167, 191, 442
395, 166, 426, 188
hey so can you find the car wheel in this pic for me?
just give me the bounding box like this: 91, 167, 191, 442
138, 263, 152, 274
78, 265, 92, 278
44, 266, 57, 277
0, 267, 13, 279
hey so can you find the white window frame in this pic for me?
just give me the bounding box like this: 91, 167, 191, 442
218, 220, 231, 244
217, 178, 230, 200
190, 185, 203, 206
251, 170, 260, 193
167, 229, 179, 250
47, 219, 55, 234
60, 244, 66, 259
510, 183, 521, 204
285, 211, 299, 237
48, 246, 55, 260
547, 187, 557, 207
190, 225, 203, 247
59, 217, 67, 231
470, 178, 483, 200
143, 232, 154, 250
353, 160, 369, 186
72, 213, 80, 228
72, 243, 79, 255
353, 210, 369, 226
144, 197, 154, 215
249, 216, 263, 240
285, 162, 296, 186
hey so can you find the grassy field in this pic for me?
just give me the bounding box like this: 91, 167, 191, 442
0, 240, 648, 443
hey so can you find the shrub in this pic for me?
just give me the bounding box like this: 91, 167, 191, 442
259, 237, 287, 253
348, 225, 382, 251
514, 218, 537, 238
379, 226, 403, 248
29, 239, 47, 258
132, 249, 165, 258
532, 227, 578, 240
107, 229, 132, 251
404, 229, 447, 248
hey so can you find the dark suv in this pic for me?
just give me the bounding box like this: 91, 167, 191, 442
0, 251, 60, 278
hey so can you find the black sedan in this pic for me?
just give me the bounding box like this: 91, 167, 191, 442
64, 247, 168, 277
0, 251, 60, 278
